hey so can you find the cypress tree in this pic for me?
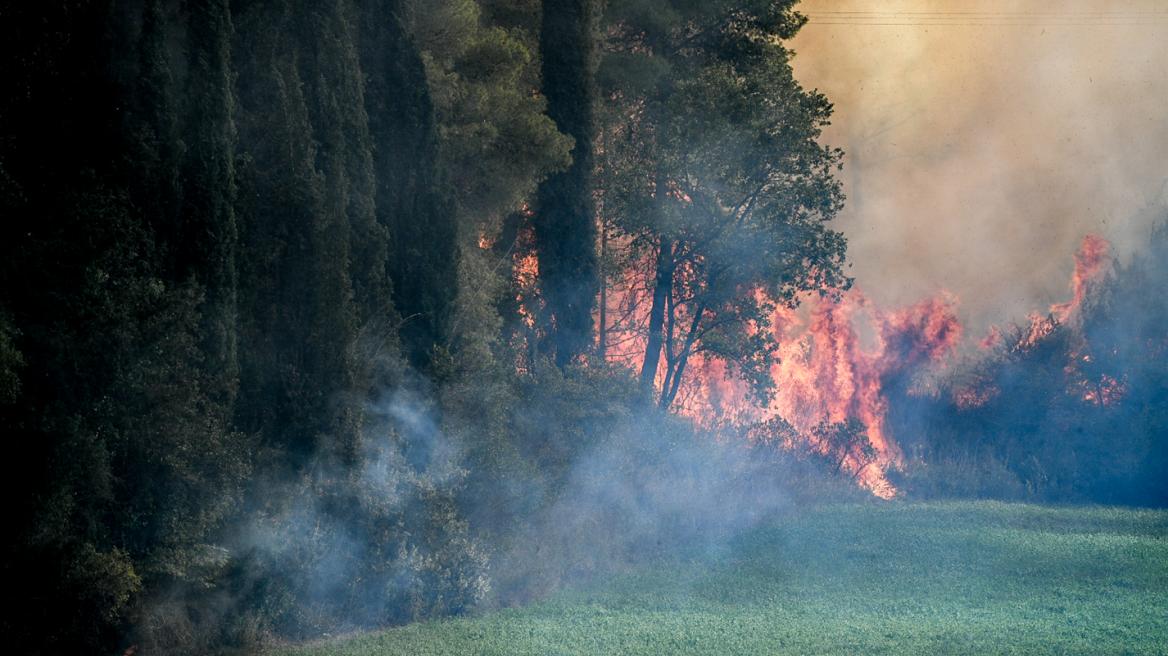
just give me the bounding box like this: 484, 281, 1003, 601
297, 0, 369, 461
0, 5, 142, 652
127, 0, 184, 253
181, 0, 240, 410
304, 0, 390, 329
356, 0, 459, 370
533, 0, 600, 367
234, 0, 367, 463
234, 0, 323, 460
1, 6, 251, 652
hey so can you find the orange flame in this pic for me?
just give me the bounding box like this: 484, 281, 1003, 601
598, 274, 963, 497
767, 291, 962, 496
956, 235, 1122, 410
508, 212, 543, 373
585, 233, 1116, 498
1082, 373, 1126, 407
977, 324, 1002, 350
953, 385, 1000, 409
1050, 234, 1110, 322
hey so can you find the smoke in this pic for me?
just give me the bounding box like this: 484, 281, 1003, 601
787, 0, 1168, 338
487, 412, 851, 606
129, 369, 492, 649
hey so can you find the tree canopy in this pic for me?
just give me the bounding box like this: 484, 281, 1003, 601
598, 0, 850, 407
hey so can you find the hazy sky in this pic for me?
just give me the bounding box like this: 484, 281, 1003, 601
787, 1, 1168, 338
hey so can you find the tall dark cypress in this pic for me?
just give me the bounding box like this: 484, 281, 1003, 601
234, 0, 379, 463
356, 0, 458, 369
0, 4, 254, 652
309, 0, 390, 330
128, 0, 184, 261
0, 10, 128, 651
534, 0, 600, 367
182, 0, 239, 408
297, 0, 369, 461
234, 0, 328, 460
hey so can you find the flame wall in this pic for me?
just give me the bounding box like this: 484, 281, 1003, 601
598, 235, 1112, 498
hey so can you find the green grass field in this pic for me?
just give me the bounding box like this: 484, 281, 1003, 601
275, 502, 1168, 655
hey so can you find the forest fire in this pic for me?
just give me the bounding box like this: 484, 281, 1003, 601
730, 291, 960, 497
8, 0, 1164, 652
599, 272, 963, 496
1049, 234, 1110, 323
597, 234, 1119, 498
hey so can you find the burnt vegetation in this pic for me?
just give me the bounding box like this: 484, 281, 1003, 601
0, 1, 1164, 655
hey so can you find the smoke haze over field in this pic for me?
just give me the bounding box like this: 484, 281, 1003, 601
788, 0, 1168, 338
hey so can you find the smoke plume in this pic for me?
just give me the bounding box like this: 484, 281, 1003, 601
787, 0, 1168, 337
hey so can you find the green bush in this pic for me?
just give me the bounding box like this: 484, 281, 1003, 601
888, 455, 1030, 502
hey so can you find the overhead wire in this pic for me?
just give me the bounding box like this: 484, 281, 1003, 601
801, 11, 1168, 26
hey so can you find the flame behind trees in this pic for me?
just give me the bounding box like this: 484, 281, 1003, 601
598, 0, 851, 409
654, 289, 962, 496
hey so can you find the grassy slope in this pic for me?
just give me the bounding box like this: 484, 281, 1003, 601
277, 502, 1168, 655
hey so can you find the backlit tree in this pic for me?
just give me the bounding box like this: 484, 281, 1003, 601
599, 0, 850, 407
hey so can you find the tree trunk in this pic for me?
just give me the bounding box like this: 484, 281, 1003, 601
660, 300, 706, 408
640, 235, 673, 396
598, 213, 607, 360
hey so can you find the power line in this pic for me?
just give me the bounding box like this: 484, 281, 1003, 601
802, 11, 1168, 26
806, 23, 1166, 26
806, 11, 1168, 14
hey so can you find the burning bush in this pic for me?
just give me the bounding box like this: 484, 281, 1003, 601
890, 226, 1168, 507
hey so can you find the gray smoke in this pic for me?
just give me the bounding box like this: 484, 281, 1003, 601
788, 0, 1168, 339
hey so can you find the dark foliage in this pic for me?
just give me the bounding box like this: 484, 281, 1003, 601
0, 1, 480, 653
533, 0, 601, 366
232, 0, 362, 465
358, 0, 460, 370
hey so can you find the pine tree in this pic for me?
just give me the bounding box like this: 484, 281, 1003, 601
600, 0, 849, 407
